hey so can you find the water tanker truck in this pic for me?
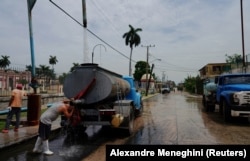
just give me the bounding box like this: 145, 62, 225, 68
202, 78, 217, 112
61, 63, 143, 135
203, 73, 250, 122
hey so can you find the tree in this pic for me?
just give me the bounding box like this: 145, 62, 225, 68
18, 79, 28, 89
49, 55, 58, 71
0, 55, 11, 69
123, 24, 142, 76
70, 63, 80, 72
58, 73, 68, 85
133, 61, 150, 82
26, 65, 40, 77
38, 65, 53, 90
225, 53, 242, 68
183, 76, 196, 94
183, 75, 202, 94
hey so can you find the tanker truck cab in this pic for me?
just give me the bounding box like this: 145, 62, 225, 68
122, 75, 143, 116
215, 74, 250, 122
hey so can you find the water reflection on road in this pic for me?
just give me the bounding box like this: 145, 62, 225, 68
129, 92, 250, 145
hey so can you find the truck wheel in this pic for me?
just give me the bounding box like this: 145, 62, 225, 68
222, 100, 231, 122
204, 101, 209, 112
127, 105, 135, 135
135, 100, 144, 117
210, 105, 215, 112
202, 95, 205, 107
219, 101, 223, 115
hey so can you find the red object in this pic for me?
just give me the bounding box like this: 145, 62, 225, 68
70, 109, 81, 127
74, 78, 96, 99
70, 78, 96, 126
16, 84, 22, 89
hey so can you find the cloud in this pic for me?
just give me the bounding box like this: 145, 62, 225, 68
0, 0, 250, 84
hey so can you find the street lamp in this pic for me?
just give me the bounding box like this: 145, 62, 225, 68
92, 44, 106, 64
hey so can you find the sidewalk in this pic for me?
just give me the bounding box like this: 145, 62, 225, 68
0, 93, 159, 150
0, 117, 61, 149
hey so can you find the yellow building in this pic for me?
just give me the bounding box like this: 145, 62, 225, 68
199, 63, 231, 80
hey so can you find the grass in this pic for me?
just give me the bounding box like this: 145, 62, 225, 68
0, 108, 47, 130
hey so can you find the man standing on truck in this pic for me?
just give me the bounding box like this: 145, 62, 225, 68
32, 98, 74, 155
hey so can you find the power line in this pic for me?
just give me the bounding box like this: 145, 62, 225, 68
49, 0, 135, 63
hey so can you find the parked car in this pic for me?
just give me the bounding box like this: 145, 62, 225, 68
161, 87, 170, 94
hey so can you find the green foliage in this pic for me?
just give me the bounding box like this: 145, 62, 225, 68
70, 63, 80, 72
0, 55, 11, 69
123, 24, 142, 76
133, 61, 149, 81
0, 108, 47, 130
18, 79, 28, 86
225, 53, 242, 67
58, 73, 68, 85
122, 24, 142, 49
183, 75, 202, 94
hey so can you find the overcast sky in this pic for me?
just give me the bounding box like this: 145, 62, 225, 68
1, 0, 250, 84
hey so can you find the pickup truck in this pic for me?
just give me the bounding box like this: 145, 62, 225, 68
215, 73, 250, 122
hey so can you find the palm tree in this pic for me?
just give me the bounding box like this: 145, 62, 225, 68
123, 24, 142, 76
58, 72, 68, 85
70, 63, 80, 72
49, 55, 58, 71
0, 55, 11, 70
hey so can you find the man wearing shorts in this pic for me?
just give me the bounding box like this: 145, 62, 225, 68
32, 98, 74, 155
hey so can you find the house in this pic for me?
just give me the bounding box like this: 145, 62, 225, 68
0, 69, 31, 91
199, 63, 231, 80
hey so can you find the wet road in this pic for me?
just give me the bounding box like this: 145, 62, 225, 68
1, 92, 250, 161
129, 92, 250, 145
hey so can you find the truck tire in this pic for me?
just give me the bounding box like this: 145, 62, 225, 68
202, 95, 205, 107
219, 101, 223, 115
204, 100, 215, 112
222, 100, 231, 122
135, 100, 144, 117
127, 105, 135, 135
210, 105, 215, 112
204, 100, 209, 112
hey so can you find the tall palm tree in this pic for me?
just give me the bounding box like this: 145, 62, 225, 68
49, 55, 58, 71
123, 24, 142, 76
0, 55, 11, 69
39, 65, 51, 91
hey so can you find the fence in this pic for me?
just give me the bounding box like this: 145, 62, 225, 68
0, 94, 65, 111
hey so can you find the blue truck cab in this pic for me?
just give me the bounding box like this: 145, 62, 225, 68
122, 75, 143, 114
215, 73, 250, 121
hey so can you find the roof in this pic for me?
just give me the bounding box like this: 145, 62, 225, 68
199, 63, 229, 71
141, 74, 154, 82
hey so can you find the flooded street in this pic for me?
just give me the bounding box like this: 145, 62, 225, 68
130, 92, 250, 145
1, 92, 250, 161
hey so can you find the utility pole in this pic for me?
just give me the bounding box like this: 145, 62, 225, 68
240, 0, 246, 72
141, 44, 155, 96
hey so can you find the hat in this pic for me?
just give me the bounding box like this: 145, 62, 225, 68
16, 84, 22, 89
